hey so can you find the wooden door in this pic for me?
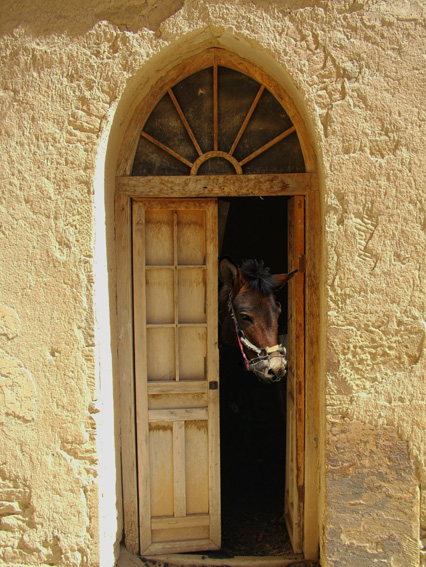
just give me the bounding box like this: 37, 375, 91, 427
285, 195, 305, 553
132, 198, 220, 555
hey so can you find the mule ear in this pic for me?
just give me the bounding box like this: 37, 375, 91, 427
272, 269, 298, 291
219, 257, 244, 288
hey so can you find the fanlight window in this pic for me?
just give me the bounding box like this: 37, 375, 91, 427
131, 65, 305, 176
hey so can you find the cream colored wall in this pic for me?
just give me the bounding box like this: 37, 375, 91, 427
1, 2, 426, 566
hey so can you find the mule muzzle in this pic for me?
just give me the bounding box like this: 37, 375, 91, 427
247, 347, 287, 383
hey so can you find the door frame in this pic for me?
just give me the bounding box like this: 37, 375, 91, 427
115, 172, 320, 560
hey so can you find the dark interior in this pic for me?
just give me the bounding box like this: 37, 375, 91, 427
218, 196, 292, 556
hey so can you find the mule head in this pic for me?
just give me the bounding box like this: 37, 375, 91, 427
219, 257, 297, 383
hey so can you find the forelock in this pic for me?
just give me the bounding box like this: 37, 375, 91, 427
240, 259, 275, 295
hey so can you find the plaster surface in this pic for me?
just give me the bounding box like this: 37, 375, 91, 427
1, 1, 426, 566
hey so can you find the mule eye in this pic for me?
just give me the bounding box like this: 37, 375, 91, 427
239, 313, 253, 323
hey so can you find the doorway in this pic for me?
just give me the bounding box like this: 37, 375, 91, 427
219, 196, 292, 556
117, 190, 304, 556
115, 47, 320, 561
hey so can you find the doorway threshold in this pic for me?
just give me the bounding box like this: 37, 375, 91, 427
119, 545, 319, 567
141, 555, 319, 567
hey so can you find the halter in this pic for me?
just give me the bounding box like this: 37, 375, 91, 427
228, 291, 287, 382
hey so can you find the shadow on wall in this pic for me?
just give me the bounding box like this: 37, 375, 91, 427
0, 0, 325, 36
0, 0, 184, 36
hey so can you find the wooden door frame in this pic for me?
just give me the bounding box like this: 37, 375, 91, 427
115, 44, 320, 562
115, 173, 320, 560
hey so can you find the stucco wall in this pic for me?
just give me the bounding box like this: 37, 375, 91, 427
1, 1, 426, 566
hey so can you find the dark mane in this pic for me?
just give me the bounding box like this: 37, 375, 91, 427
240, 259, 276, 295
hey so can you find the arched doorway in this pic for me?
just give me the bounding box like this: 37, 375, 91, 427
115, 47, 320, 561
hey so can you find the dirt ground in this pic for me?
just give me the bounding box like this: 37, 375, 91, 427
220, 455, 292, 557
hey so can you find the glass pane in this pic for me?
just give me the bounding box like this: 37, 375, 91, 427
218, 66, 260, 153
146, 269, 174, 324
172, 67, 214, 154
145, 209, 174, 265
147, 327, 175, 381
178, 268, 206, 324
177, 210, 206, 265
143, 92, 199, 163
243, 132, 306, 174
197, 157, 236, 175
132, 136, 190, 176
179, 326, 207, 381
233, 88, 293, 162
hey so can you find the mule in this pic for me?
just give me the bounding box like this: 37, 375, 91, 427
219, 257, 297, 383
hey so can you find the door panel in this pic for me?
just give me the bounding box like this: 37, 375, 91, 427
132, 199, 220, 555
285, 195, 305, 553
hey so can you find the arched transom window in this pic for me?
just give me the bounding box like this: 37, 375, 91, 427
131, 64, 305, 176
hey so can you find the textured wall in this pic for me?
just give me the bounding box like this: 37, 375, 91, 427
326, 421, 419, 566
1, 1, 426, 566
